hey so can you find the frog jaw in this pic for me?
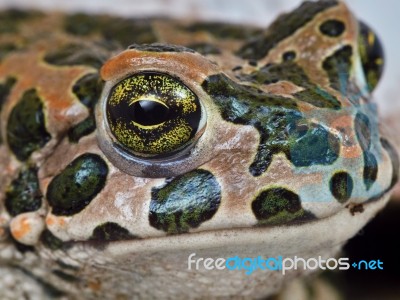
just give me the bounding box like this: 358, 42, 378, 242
41, 192, 390, 299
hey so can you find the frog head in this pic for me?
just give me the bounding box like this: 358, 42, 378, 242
0, 1, 397, 298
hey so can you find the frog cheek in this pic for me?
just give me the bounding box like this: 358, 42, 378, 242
357, 20, 385, 92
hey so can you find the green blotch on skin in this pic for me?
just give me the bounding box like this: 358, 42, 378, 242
288, 123, 340, 167
0, 10, 43, 34
64, 13, 103, 36
354, 113, 371, 151
40, 230, 65, 250
64, 14, 157, 48
202, 74, 340, 176
5, 167, 42, 216
46, 153, 108, 216
353, 113, 377, 190
90, 222, 138, 241
68, 116, 96, 143
236, 0, 338, 60
185, 43, 221, 55
44, 44, 106, 69
242, 62, 341, 109
0, 77, 16, 144
252, 187, 314, 225
363, 152, 378, 190
183, 22, 263, 40
128, 43, 195, 53
72, 73, 102, 109
322, 45, 353, 91
6, 89, 51, 161
68, 73, 102, 142
149, 169, 221, 234
329, 171, 354, 203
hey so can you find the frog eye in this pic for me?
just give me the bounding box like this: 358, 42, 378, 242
105, 72, 202, 158
358, 21, 384, 92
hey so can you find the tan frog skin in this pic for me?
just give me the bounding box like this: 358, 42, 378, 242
0, 0, 397, 299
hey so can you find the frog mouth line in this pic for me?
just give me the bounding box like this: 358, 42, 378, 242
94, 192, 390, 258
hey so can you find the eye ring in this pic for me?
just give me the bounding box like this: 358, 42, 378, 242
105, 71, 203, 158
96, 69, 212, 178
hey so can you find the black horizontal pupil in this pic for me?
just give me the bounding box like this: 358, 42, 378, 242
132, 100, 170, 126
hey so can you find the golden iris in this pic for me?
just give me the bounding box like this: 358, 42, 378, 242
106, 72, 201, 157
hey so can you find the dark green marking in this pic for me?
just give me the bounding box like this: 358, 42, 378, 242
329, 171, 353, 203
287, 122, 340, 167
202, 74, 340, 176
40, 230, 65, 250
236, 0, 338, 60
240, 62, 341, 109
185, 43, 222, 55
149, 169, 221, 234
44, 44, 107, 69
354, 113, 377, 190
5, 167, 42, 216
251, 187, 315, 225
363, 151, 378, 191
6, 89, 51, 161
319, 19, 345, 37
73, 73, 102, 109
128, 43, 195, 53
101, 18, 157, 47
46, 153, 108, 216
380, 138, 399, 189
322, 45, 353, 91
0, 77, 16, 143
68, 116, 96, 143
68, 73, 102, 142
0, 9, 42, 34
182, 22, 263, 40
90, 222, 137, 241
65, 14, 157, 47
64, 13, 103, 36
358, 21, 384, 92
354, 113, 371, 151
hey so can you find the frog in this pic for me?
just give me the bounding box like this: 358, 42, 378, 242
0, 0, 397, 299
